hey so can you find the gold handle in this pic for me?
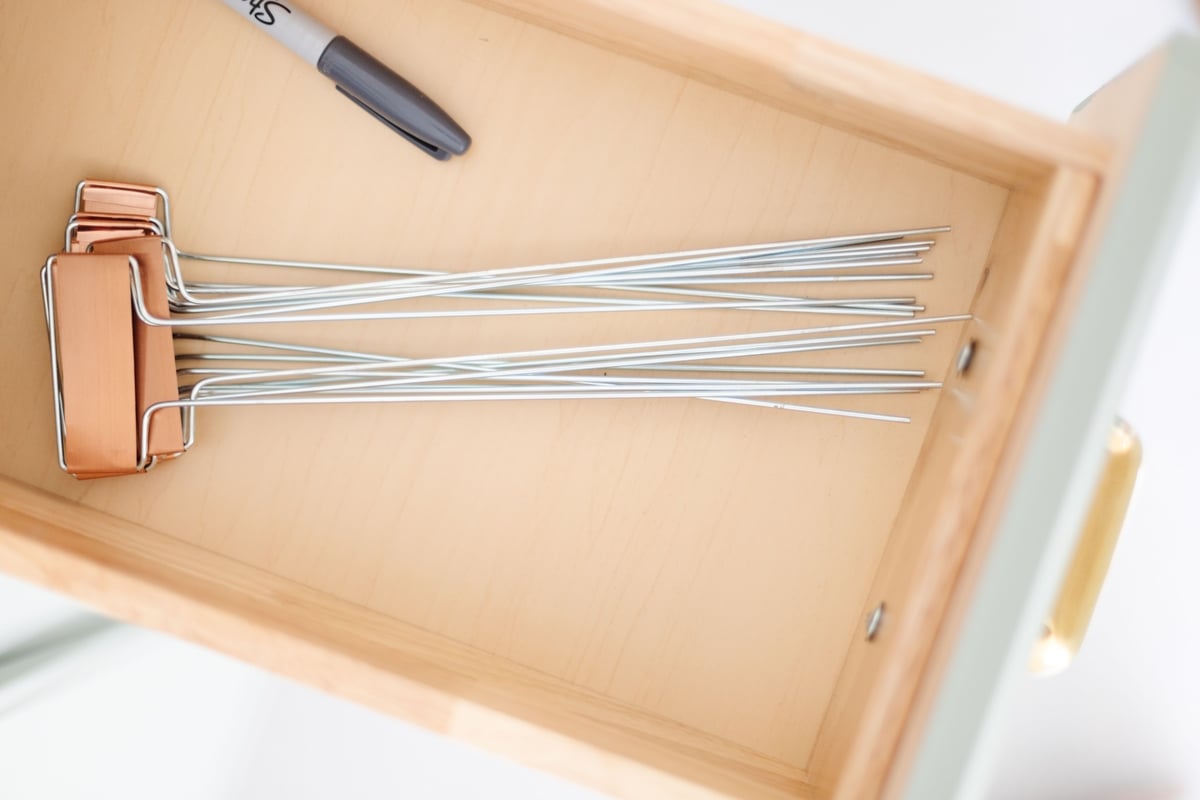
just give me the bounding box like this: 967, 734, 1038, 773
1029, 419, 1142, 676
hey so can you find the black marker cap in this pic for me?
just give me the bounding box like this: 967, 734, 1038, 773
317, 36, 471, 161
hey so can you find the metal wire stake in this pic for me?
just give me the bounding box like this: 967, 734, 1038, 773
44, 184, 967, 480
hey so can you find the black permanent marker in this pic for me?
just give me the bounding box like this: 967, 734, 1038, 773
218, 0, 471, 160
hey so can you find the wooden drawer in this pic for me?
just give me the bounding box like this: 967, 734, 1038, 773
0, 2, 1195, 798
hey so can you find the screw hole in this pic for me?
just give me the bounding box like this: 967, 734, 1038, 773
865, 603, 886, 642
956, 339, 978, 376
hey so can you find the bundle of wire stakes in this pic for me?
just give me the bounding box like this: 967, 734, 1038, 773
45, 180, 970, 479
163, 223, 964, 425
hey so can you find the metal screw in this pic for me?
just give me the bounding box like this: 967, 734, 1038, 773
955, 339, 977, 376
865, 603, 886, 641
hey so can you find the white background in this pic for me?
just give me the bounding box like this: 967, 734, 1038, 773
1, 1, 1198, 798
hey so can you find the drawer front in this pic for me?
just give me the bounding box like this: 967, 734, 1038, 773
895, 37, 1200, 800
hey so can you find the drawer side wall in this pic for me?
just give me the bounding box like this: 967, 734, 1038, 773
807, 168, 1099, 797
471, 0, 1110, 186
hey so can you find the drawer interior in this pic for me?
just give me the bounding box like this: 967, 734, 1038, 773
0, 0, 1101, 797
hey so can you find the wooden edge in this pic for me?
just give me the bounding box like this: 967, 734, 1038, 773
806, 167, 1099, 798
0, 475, 810, 800
805, 178, 1066, 786
474, 0, 1111, 186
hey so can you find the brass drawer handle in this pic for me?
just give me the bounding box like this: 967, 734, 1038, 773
1030, 419, 1142, 675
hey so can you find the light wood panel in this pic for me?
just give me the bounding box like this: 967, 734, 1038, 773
0, 0, 1008, 771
